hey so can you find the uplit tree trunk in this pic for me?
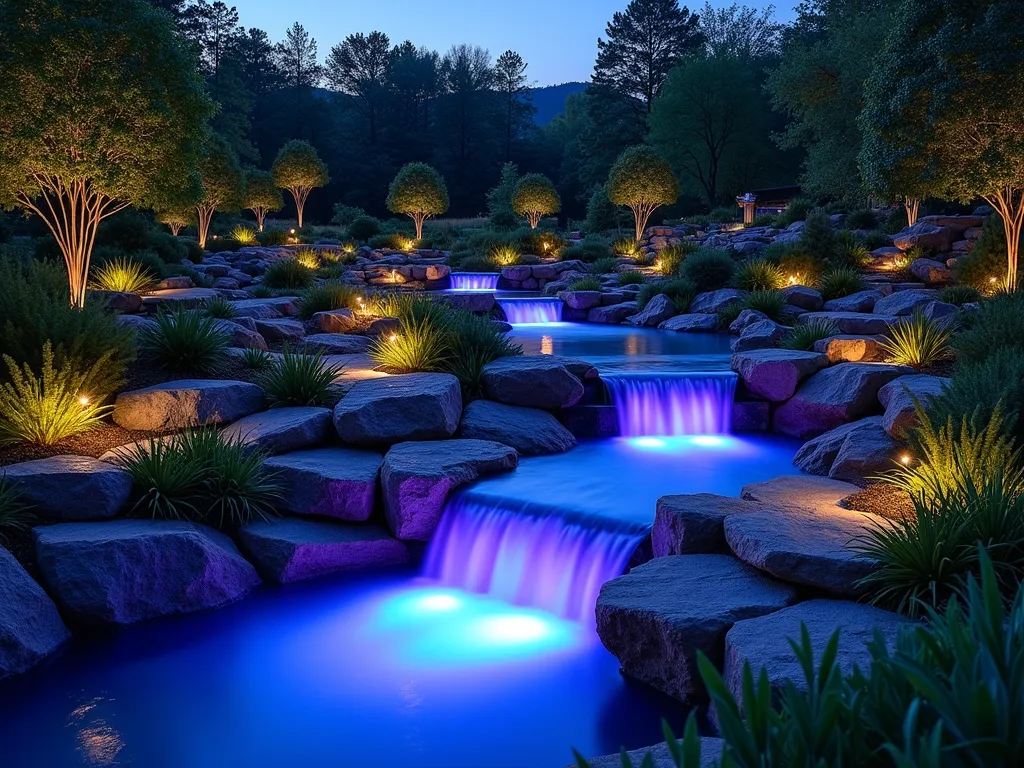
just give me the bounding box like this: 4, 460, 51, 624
630, 203, 659, 242
168, 222, 184, 237
983, 186, 1024, 292
287, 185, 312, 229
903, 197, 920, 227
410, 212, 427, 240
17, 176, 129, 308
527, 211, 542, 229
250, 206, 267, 232
196, 203, 217, 249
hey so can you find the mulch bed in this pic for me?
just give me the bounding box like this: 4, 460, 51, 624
0, 423, 155, 468
842, 481, 915, 522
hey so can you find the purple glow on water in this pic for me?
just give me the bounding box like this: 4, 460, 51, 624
604, 372, 737, 436
425, 493, 645, 624
498, 297, 564, 324
450, 272, 499, 291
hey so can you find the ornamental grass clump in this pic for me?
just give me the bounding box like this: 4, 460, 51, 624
119, 429, 281, 530
617, 270, 647, 286
780, 317, 840, 351
734, 258, 785, 291
0, 343, 112, 446
443, 310, 522, 399
680, 248, 735, 292
568, 276, 602, 292
879, 311, 953, 368
741, 289, 787, 322
258, 349, 343, 407
610, 237, 639, 257
296, 282, 362, 319
589, 257, 620, 275
203, 296, 237, 319
818, 266, 866, 301
937, 285, 981, 306
0, 475, 32, 537
293, 248, 321, 270
490, 243, 521, 267
370, 317, 450, 372
138, 306, 228, 374
229, 225, 258, 246
637, 279, 695, 312
241, 347, 273, 371
653, 243, 693, 275
90, 256, 157, 294
262, 258, 315, 290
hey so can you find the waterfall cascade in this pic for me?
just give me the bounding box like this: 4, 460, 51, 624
603, 372, 737, 436
449, 272, 499, 291
497, 297, 563, 324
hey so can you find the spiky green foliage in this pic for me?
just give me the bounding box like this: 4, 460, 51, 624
296, 282, 361, 319
229, 225, 258, 246
589, 257, 620, 275
742, 290, 788, 322
837, 231, 873, 267
203, 296, 237, 319
511, 174, 560, 228
138, 306, 228, 374
611, 237, 639, 257
653, 243, 695, 275
780, 318, 840, 351
386, 162, 449, 239
617, 270, 647, 286
716, 301, 744, 328
241, 347, 273, 371
90, 256, 157, 294
819, 266, 866, 301
568, 276, 602, 292
490, 244, 520, 267
258, 350, 342, 407
637, 279, 695, 312
954, 291, 1024, 365
0, 342, 112, 445
442, 310, 522, 399
119, 429, 281, 530
680, 248, 735, 292
262, 258, 315, 290
370, 317, 449, 372
735, 258, 786, 291
607, 146, 679, 240
248, 285, 276, 298
938, 285, 981, 306
0, 475, 33, 536
880, 311, 953, 367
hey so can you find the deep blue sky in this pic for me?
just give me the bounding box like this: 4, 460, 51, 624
231, 0, 794, 86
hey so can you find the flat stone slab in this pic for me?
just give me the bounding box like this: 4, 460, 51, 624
141, 288, 219, 307
582, 737, 724, 768
34, 520, 260, 627
730, 349, 829, 402
253, 317, 305, 342
653, 494, 768, 556
690, 289, 747, 315
596, 555, 798, 701
481, 356, 584, 409
873, 289, 940, 316
724, 599, 912, 708
301, 333, 372, 355
659, 313, 719, 332
381, 440, 518, 540
219, 407, 332, 455
822, 289, 885, 313
772, 363, 911, 438
740, 474, 862, 515
263, 447, 383, 521
798, 312, 899, 335
794, 416, 902, 480
878, 374, 949, 439
458, 400, 576, 456
230, 296, 299, 318
2, 455, 131, 521
333, 373, 462, 445
724, 505, 881, 596
239, 519, 409, 584
0, 547, 70, 681
113, 379, 266, 431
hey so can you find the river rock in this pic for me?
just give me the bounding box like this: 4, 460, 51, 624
729, 309, 768, 334
587, 301, 639, 324
0, 547, 71, 681
730, 349, 829, 402
596, 555, 798, 701
380, 440, 518, 540
458, 400, 576, 456
627, 294, 677, 327
560, 290, 602, 310
659, 313, 720, 332
263, 447, 382, 520
2, 456, 131, 521
219, 407, 332, 455
113, 379, 266, 431
34, 520, 260, 627
772, 363, 911, 438
313, 308, 357, 333
653, 494, 769, 556
690, 289, 748, 315
823, 289, 885, 313
333, 373, 462, 445
239, 519, 409, 584
481, 356, 584, 409
878, 374, 950, 439
873, 289, 940, 316
793, 416, 902, 479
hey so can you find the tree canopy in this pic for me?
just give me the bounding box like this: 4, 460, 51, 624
0, 0, 212, 306
607, 145, 679, 239
243, 168, 283, 231
512, 174, 561, 229
195, 134, 244, 246
271, 139, 329, 228
386, 162, 449, 239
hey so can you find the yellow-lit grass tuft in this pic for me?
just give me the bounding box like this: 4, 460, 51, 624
880, 312, 953, 368
369, 318, 450, 372
294, 248, 321, 270
491, 244, 521, 267
230, 225, 258, 245
90, 257, 157, 294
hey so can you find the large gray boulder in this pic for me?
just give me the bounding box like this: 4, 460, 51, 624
793, 416, 902, 480
380, 439, 518, 540
626, 294, 677, 327
892, 221, 958, 252
458, 400, 575, 456
822, 289, 885, 313
312, 308, 357, 333
724, 600, 911, 709
113, 379, 266, 431
253, 318, 305, 342
873, 289, 940, 316
653, 494, 768, 556
333, 373, 462, 445
910, 258, 953, 284
2, 456, 131, 521
301, 333, 372, 355
797, 312, 898, 335
731, 319, 784, 352
730, 349, 829, 402
481, 356, 584, 409
34, 520, 260, 626
781, 285, 823, 311
586, 302, 639, 324
772, 363, 911, 438
219, 407, 332, 455
724, 506, 881, 596
582, 738, 724, 768
690, 289, 748, 315
263, 447, 382, 521
596, 555, 798, 701
212, 319, 267, 350
0, 547, 70, 681
659, 313, 719, 332
878, 374, 950, 439
239, 519, 409, 584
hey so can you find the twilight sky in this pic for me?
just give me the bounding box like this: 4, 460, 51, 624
230, 0, 794, 86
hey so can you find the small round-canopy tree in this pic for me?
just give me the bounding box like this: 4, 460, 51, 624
244, 169, 283, 232
608, 146, 679, 240
512, 174, 561, 229
157, 209, 194, 237
0, 0, 211, 307
195, 135, 244, 249
865, 0, 1024, 290
386, 163, 449, 240
271, 140, 328, 229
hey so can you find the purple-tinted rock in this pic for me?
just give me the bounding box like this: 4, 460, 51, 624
653, 494, 768, 556
333, 373, 462, 445
730, 349, 829, 402
627, 294, 677, 327
732, 400, 769, 432
731, 319, 784, 352
263, 447, 382, 520
794, 416, 902, 479
220, 407, 332, 455
481, 356, 584, 409
458, 400, 575, 456
892, 222, 957, 252
823, 289, 885, 313
560, 290, 603, 310
659, 313, 720, 332
690, 289, 748, 315
0, 547, 70, 680
587, 301, 639, 324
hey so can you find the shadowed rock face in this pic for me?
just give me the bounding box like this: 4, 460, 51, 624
730, 349, 830, 402
0, 547, 70, 681
653, 494, 769, 556
263, 447, 383, 521
793, 416, 902, 480
878, 374, 950, 439
333, 373, 462, 446
34, 520, 261, 627
458, 400, 576, 456
481, 356, 584, 409
220, 407, 332, 455
113, 379, 266, 431
2, 455, 132, 521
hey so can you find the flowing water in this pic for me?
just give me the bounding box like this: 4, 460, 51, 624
448, 272, 499, 291
603, 372, 738, 436
497, 297, 564, 324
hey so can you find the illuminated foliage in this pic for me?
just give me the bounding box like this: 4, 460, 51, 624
880, 312, 952, 368
271, 140, 329, 229
90, 256, 157, 294
490, 244, 521, 267
607, 146, 679, 240
386, 162, 450, 240
242, 169, 283, 232
195, 135, 244, 249
511, 174, 561, 229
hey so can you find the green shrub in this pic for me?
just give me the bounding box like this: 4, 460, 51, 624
589, 257, 620, 275
882, 206, 908, 233
296, 282, 362, 319
263, 259, 315, 290
442, 310, 522, 399
680, 248, 735, 292
716, 301, 744, 328
258, 350, 342, 407
938, 285, 981, 306
559, 236, 612, 263
258, 229, 289, 246
490, 243, 521, 267
610, 237, 639, 257
927, 348, 1024, 446
837, 230, 872, 267
818, 266, 866, 301
370, 317, 449, 372
204, 238, 243, 253
139, 307, 228, 374
203, 296, 237, 319
90, 256, 157, 294
880, 312, 953, 368
778, 248, 826, 287
862, 229, 890, 250
734, 258, 785, 291
0, 475, 32, 536
953, 214, 1016, 291
750, 213, 775, 227
845, 208, 879, 230
331, 204, 365, 227
775, 197, 812, 227
368, 233, 410, 251
119, 429, 281, 530
568, 277, 602, 292
0, 342, 113, 446
799, 209, 840, 263
616, 270, 646, 286
637, 279, 695, 312
241, 347, 273, 371
709, 205, 736, 223
347, 215, 382, 241
742, 289, 787, 322
780, 317, 840, 351
454, 255, 498, 272
653, 243, 695, 275
953, 291, 1024, 365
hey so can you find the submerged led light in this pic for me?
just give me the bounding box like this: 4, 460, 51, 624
630, 437, 668, 449
690, 435, 728, 447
